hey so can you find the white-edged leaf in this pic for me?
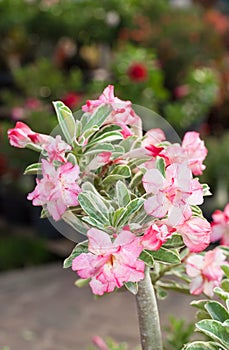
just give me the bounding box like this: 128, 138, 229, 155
124, 282, 138, 295
24, 163, 42, 175
116, 181, 131, 207
196, 319, 229, 348
78, 191, 112, 225
62, 211, 89, 235
205, 301, 229, 322
63, 240, 88, 268
81, 104, 112, 132
150, 247, 181, 264
182, 341, 227, 350
53, 101, 76, 144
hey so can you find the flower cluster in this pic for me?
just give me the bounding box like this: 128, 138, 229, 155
8, 85, 228, 297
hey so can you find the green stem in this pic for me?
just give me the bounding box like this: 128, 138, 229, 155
136, 266, 163, 350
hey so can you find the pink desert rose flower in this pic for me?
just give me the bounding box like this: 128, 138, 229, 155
160, 132, 207, 176
142, 163, 203, 226
27, 160, 81, 221
177, 216, 211, 252
142, 128, 166, 147
186, 248, 227, 296
182, 131, 207, 175
43, 135, 71, 162
211, 203, 229, 246
82, 85, 142, 136
8, 122, 49, 148
141, 221, 175, 251
72, 228, 145, 295
87, 152, 112, 171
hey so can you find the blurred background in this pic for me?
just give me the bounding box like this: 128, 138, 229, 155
0, 0, 229, 270
0, 0, 229, 349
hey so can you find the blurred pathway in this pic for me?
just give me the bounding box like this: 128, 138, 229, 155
0, 262, 196, 350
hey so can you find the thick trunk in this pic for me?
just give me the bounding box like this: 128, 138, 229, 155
136, 266, 163, 350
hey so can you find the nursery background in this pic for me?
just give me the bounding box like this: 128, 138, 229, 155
0, 0, 229, 349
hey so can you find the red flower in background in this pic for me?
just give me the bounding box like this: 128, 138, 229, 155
127, 62, 148, 82
62, 92, 81, 109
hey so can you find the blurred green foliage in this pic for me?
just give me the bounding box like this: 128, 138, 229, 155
0, 235, 56, 271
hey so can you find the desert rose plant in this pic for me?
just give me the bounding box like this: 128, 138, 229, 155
8, 85, 229, 350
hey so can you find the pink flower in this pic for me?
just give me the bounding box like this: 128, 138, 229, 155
160, 143, 187, 167
82, 85, 142, 134
186, 248, 227, 296
92, 336, 109, 350
211, 204, 229, 246
142, 163, 203, 226
43, 135, 71, 162
8, 122, 49, 148
159, 132, 207, 176
87, 152, 112, 171
72, 228, 145, 295
27, 160, 81, 221
142, 128, 166, 151
181, 132, 207, 175
141, 221, 175, 251
177, 217, 211, 252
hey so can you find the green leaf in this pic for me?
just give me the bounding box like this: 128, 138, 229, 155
62, 211, 89, 235
102, 174, 130, 186
117, 198, 144, 227
82, 216, 107, 231
139, 250, 154, 267
78, 191, 112, 225
75, 278, 90, 288
84, 143, 114, 156
221, 279, 229, 293
163, 234, 184, 249
88, 131, 123, 145
150, 247, 181, 264
156, 286, 168, 300
221, 265, 229, 279
191, 205, 203, 217
202, 183, 212, 196
191, 299, 210, 311
53, 101, 76, 144
66, 153, 77, 165
157, 280, 190, 293
129, 171, 144, 188
205, 301, 229, 322
63, 241, 88, 268
120, 135, 138, 152
196, 319, 229, 348
111, 165, 131, 177
124, 282, 138, 295
40, 207, 50, 219
156, 157, 166, 177
112, 208, 126, 227
81, 104, 112, 132
214, 287, 229, 301
24, 163, 42, 175
115, 181, 131, 207
182, 341, 226, 350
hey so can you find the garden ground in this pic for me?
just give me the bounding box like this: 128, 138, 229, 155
0, 260, 197, 350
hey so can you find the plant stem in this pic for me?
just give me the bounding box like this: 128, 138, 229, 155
136, 266, 163, 350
